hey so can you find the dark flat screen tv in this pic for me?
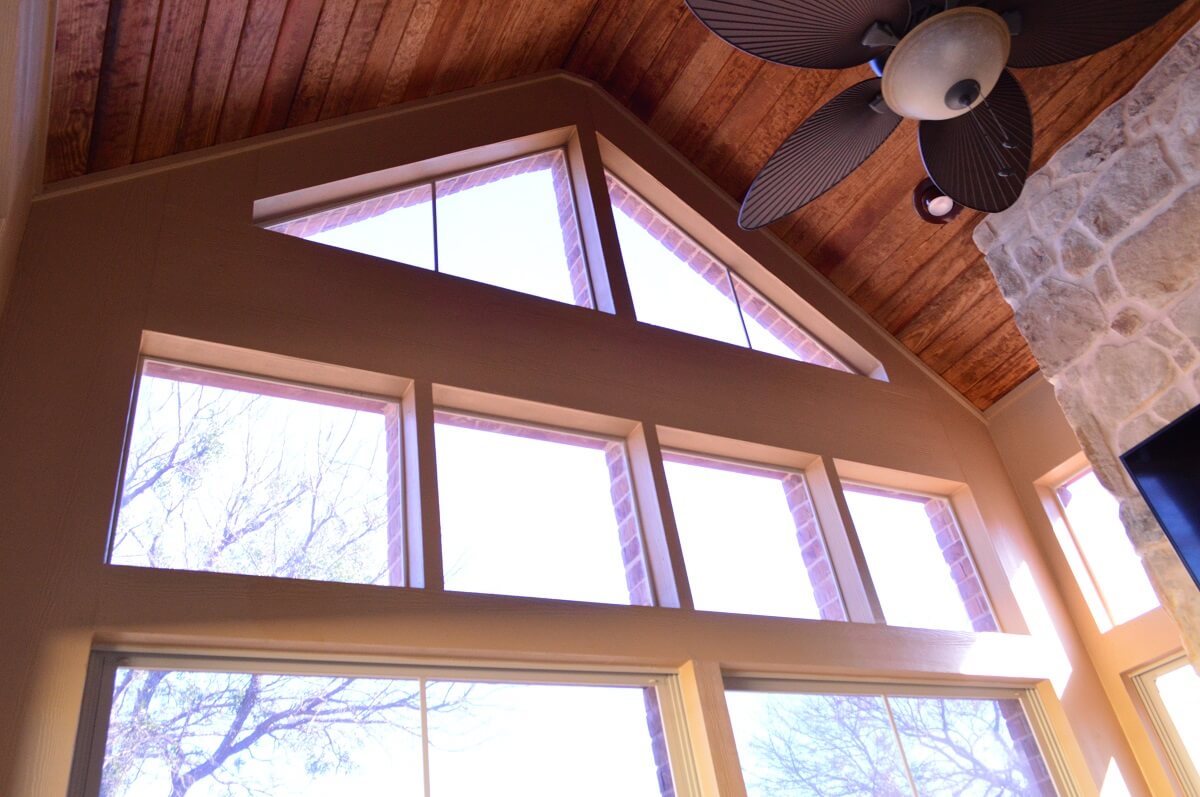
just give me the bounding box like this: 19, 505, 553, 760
1121, 402, 1200, 590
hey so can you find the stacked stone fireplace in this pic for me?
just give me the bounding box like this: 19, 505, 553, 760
974, 22, 1200, 660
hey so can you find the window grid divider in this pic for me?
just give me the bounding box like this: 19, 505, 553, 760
628, 424, 693, 611
404, 380, 444, 591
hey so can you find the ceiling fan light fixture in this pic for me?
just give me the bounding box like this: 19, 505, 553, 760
881, 7, 1012, 121
914, 178, 962, 223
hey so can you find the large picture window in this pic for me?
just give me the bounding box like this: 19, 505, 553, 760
75, 655, 678, 797
725, 683, 1057, 796
111, 360, 403, 586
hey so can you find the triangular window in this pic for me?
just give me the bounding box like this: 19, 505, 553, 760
607, 175, 852, 373
268, 151, 593, 308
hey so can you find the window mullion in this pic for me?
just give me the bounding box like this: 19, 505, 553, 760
403, 380, 443, 590
567, 125, 636, 317
627, 423, 693, 610
725, 267, 753, 350
804, 458, 885, 623
679, 661, 747, 797
420, 677, 431, 797
883, 696, 922, 797
430, 181, 440, 273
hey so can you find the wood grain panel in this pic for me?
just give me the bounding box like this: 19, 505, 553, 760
42, 0, 1200, 408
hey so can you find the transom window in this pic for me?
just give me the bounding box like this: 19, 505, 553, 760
662, 452, 844, 620
268, 150, 593, 308
111, 360, 401, 586
725, 682, 1057, 796
606, 174, 852, 372
843, 483, 997, 633
75, 654, 677, 797
434, 412, 651, 606
1050, 467, 1160, 628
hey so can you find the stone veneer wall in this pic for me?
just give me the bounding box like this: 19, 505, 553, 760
974, 22, 1200, 660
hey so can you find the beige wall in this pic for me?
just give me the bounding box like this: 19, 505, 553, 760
0, 72, 1149, 795
0, 0, 52, 319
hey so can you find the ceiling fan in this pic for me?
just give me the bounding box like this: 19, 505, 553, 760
684, 0, 1185, 228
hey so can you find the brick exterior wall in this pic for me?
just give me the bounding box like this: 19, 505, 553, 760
605, 175, 854, 374
663, 451, 847, 621
270, 150, 593, 308
849, 484, 998, 632
999, 700, 1059, 796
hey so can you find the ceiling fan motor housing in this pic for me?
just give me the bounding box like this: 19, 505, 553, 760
881, 7, 1012, 120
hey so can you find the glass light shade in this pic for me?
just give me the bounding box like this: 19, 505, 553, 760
882, 7, 1011, 121
927, 195, 956, 216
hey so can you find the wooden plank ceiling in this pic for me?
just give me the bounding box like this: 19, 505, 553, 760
44, 0, 1200, 409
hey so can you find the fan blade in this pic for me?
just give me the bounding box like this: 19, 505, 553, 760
685, 0, 911, 69
982, 0, 1185, 67
918, 70, 1033, 213
739, 79, 902, 229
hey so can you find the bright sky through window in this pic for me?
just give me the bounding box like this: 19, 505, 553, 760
1056, 469, 1160, 625
663, 454, 842, 620
434, 413, 646, 605
607, 175, 853, 373
844, 486, 983, 633
726, 688, 1056, 797
270, 151, 592, 308
1153, 662, 1200, 780
95, 666, 670, 797
111, 362, 398, 586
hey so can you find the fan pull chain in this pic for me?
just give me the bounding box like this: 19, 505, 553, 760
976, 96, 1018, 178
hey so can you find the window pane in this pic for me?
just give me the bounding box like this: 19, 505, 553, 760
608, 176, 749, 347
663, 454, 844, 620
99, 668, 424, 796
844, 486, 995, 632
1154, 662, 1200, 777
436, 151, 591, 307
1056, 469, 1159, 624
890, 696, 1056, 796
731, 275, 853, 373
112, 362, 400, 586
426, 682, 670, 797
434, 413, 649, 605
270, 183, 436, 270
726, 690, 912, 796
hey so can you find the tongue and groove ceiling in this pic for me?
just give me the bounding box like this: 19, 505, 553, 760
45, 0, 1200, 409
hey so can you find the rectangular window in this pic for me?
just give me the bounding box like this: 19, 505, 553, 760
662, 452, 845, 620
843, 483, 997, 633
606, 174, 852, 373
434, 412, 652, 605
111, 360, 402, 586
75, 655, 677, 797
269, 150, 592, 308
725, 683, 1058, 796
1052, 467, 1159, 627
1135, 657, 1200, 794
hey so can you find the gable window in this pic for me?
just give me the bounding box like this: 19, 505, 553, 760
1135, 657, 1200, 794
606, 174, 852, 373
843, 484, 997, 633
725, 682, 1057, 796
110, 360, 402, 586
75, 654, 679, 797
268, 150, 592, 308
1050, 467, 1159, 628
434, 412, 651, 605
662, 452, 844, 620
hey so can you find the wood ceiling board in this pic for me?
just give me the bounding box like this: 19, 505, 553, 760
42, 0, 1200, 408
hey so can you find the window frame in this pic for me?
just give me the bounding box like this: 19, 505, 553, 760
68, 649, 700, 797
108, 355, 409, 584
1132, 655, 1200, 797
1035, 454, 1161, 632
263, 146, 596, 309
723, 674, 1075, 797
